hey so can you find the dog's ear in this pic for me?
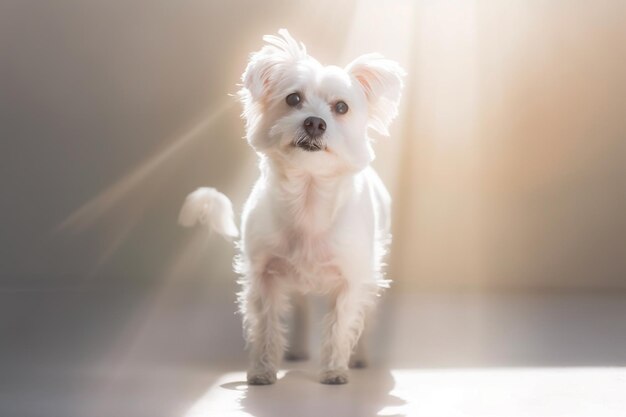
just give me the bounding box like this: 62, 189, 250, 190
240, 29, 307, 102
346, 54, 405, 136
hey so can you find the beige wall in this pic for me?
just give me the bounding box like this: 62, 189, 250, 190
1, 0, 624, 292
390, 1, 626, 289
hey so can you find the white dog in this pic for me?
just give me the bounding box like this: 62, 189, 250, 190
179, 29, 404, 385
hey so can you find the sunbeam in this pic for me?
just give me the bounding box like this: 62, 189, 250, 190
182, 367, 626, 417
54, 100, 234, 234
82, 231, 234, 409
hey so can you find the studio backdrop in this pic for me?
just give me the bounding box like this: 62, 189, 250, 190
1, 0, 625, 293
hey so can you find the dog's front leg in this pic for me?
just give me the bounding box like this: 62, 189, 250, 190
320, 284, 367, 384
243, 271, 288, 385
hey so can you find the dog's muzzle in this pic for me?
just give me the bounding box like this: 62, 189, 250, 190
295, 116, 326, 152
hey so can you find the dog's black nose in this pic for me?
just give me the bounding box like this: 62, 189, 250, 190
303, 116, 326, 138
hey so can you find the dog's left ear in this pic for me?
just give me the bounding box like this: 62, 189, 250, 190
241, 29, 307, 102
346, 54, 405, 136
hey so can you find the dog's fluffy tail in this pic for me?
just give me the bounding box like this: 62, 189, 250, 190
178, 187, 239, 240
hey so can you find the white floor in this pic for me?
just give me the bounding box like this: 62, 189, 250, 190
186, 367, 626, 417
2, 289, 626, 417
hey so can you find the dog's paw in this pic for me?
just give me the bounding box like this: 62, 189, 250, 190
247, 370, 277, 385
284, 350, 309, 361
349, 357, 369, 369
320, 369, 349, 385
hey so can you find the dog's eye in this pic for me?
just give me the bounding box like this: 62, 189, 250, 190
334, 101, 349, 114
286, 92, 301, 107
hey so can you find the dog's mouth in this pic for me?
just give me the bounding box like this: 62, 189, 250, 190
293, 133, 326, 152
296, 141, 325, 152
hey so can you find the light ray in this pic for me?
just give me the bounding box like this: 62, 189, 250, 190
54, 100, 234, 234
79, 209, 141, 287
89, 231, 225, 395
182, 367, 626, 417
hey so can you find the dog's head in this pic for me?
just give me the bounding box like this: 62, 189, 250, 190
238, 29, 405, 175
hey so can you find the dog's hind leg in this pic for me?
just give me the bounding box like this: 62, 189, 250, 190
349, 319, 369, 369
285, 291, 310, 361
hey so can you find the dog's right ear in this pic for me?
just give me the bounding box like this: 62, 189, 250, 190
240, 29, 307, 102
346, 54, 405, 136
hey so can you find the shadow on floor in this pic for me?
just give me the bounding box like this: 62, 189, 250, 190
221, 367, 406, 417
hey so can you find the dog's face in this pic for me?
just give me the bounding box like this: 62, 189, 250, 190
239, 30, 405, 175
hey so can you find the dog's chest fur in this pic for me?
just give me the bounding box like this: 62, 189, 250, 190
268, 173, 350, 291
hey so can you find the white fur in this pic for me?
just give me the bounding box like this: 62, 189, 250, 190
178, 187, 238, 239
181, 29, 404, 385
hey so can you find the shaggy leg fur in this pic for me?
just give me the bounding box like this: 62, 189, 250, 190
349, 323, 369, 369
320, 285, 369, 384
244, 276, 288, 385
285, 292, 310, 361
